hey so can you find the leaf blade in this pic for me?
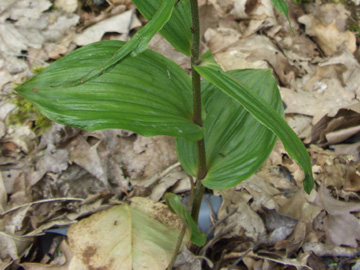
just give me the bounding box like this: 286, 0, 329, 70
62, 0, 178, 87
132, 0, 192, 56
177, 69, 283, 189
16, 40, 203, 140
165, 193, 206, 246
194, 52, 314, 193
271, 0, 293, 32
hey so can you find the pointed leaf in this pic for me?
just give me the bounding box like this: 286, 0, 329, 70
16, 40, 203, 140
61, 0, 177, 87
176, 69, 283, 189
271, 0, 293, 32
132, 0, 192, 56
193, 52, 314, 193
165, 193, 206, 246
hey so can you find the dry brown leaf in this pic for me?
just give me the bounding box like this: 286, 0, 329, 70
74, 10, 141, 46
319, 50, 360, 93
331, 142, 360, 162
303, 242, 359, 257
55, 0, 78, 13
315, 184, 360, 247
0, 231, 33, 260
236, 175, 280, 211
278, 188, 321, 229
309, 144, 358, 190
149, 167, 189, 201
67, 135, 107, 185
122, 136, 177, 180
285, 114, 312, 138
215, 189, 266, 242
274, 221, 307, 256
31, 147, 69, 186
280, 80, 356, 124
148, 34, 190, 70
199, 1, 220, 39
260, 209, 298, 245
0, 70, 13, 91
298, 15, 356, 55
310, 98, 360, 146
3, 125, 37, 154
215, 35, 298, 86
174, 246, 203, 270
230, 0, 275, 20
204, 27, 241, 53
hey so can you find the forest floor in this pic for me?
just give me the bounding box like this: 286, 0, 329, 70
1, 0, 360, 269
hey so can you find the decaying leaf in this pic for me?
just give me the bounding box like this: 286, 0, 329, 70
310, 102, 360, 146
67, 197, 189, 270
299, 10, 356, 55
280, 80, 357, 124
315, 184, 360, 248
67, 135, 107, 185
214, 189, 266, 242
74, 10, 141, 46
55, 0, 78, 13
123, 136, 178, 180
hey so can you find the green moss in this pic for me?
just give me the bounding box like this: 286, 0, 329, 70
31, 66, 46, 74
8, 93, 52, 136
8, 66, 51, 136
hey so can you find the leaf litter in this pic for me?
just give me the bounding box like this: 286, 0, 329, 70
0, 0, 360, 269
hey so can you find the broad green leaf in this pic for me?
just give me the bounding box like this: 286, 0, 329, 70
61, 0, 177, 87
132, 0, 192, 56
16, 40, 203, 140
67, 197, 190, 270
176, 69, 283, 189
165, 193, 206, 246
193, 52, 314, 194
271, 0, 293, 32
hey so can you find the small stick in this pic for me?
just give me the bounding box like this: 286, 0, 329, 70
206, 207, 238, 237
228, 248, 253, 270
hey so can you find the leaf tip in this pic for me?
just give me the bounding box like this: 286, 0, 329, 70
303, 172, 314, 194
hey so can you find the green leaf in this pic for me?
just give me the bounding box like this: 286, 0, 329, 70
271, 0, 294, 32
16, 40, 203, 140
165, 193, 206, 246
61, 0, 178, 87
193, 51, 314, 194
176, 69, 283, 189
132, 0, 192, 56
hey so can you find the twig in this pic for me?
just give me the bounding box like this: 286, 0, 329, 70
206, 207, 238, 237
228, 248, 253, 270
0, 198, 83, 216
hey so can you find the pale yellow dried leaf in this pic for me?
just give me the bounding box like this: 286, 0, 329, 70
55, 0, 78, 13
67, 197, 188, 270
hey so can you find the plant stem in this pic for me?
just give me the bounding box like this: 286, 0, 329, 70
190, 0, 207, 222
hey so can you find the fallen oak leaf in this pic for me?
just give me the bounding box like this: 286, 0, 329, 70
315, 184, 360, 248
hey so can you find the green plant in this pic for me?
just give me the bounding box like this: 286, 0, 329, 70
16, 0, 314, 259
